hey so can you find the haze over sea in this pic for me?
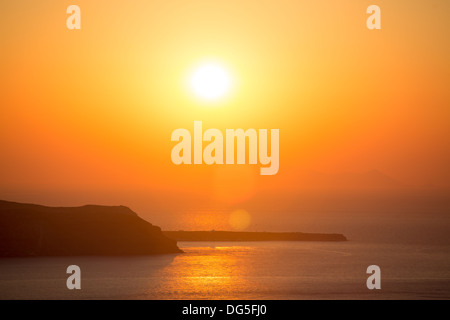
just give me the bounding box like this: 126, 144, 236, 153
1, 211, 449, 300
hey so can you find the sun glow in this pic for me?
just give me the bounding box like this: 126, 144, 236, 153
189, 63, 232, 100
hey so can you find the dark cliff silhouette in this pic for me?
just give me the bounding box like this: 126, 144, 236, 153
0, 200, 182, 257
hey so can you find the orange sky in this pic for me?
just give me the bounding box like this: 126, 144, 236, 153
0, 1, 449, 227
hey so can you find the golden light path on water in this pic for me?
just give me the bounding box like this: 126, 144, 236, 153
154, 245, 258, 300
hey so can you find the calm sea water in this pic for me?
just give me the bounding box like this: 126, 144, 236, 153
1, 212, 450, 299
0, 240, 449, 300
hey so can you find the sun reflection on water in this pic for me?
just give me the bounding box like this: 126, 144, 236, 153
153, 244, 260, 300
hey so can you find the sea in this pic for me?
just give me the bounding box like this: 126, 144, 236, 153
1, 212, 449, 300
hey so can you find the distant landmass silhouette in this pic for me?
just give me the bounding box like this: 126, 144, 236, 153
0, 200, 182, 257
292, 169, 400, 190
164, 231, 347, 242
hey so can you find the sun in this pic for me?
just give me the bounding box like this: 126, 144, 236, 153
189, 63, 232, 100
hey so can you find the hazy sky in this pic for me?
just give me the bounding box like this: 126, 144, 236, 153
1, 1, 449, 222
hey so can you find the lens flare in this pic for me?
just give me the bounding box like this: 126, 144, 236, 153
229, 209, 251, 231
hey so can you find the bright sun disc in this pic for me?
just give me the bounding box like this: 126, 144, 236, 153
190, 63, 231, 100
